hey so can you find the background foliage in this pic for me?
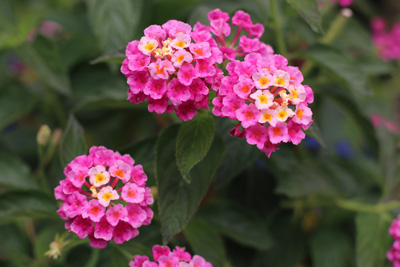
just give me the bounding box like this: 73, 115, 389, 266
0, 0, 400, 266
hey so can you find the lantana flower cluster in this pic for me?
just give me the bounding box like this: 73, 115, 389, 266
388, 215, 400, 266
121, 9, 314, 156
212, 52, 313, 157
129, 245, 212, 267
55, 146, 153, 248
371, 17, 400, 61
121, 19, 223, 121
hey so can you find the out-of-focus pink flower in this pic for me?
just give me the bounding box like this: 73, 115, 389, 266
129, 245, 211, 267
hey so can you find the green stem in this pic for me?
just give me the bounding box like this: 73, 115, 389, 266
38, 145, 51, 194
270, 0, 287, 55
302, 8, 353, 77
282, 198, 400, 214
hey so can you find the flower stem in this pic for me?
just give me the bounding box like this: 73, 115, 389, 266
270, 0, 287, 55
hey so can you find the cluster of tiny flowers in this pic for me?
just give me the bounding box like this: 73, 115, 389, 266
121, 19, 223, 121
129, 245, 212, 267
388, 215, 400, 266
212, 52, 314, 157
371, 17, 400, 61
193, 9, 274, 60
55, 146, 153, 248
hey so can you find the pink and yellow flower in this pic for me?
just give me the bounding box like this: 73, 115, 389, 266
54, 146, 153, 248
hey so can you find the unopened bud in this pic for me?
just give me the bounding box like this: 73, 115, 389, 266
37, 125, 51, 146
50, 129, 62, 146
150, 186, 158, 201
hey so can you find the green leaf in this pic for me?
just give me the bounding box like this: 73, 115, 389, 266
0, 191, 57, 223
356, 213, 392, 267
90, 50, 125, 64
307, 122, 326, 148
199, 201, 273, 251
286, 0, 323, 33
0, 154, 39, 190
310, 227, 353, 267
111, 242, 151, 267
275, 161, 339, 198
303, 44, 371, 94
0, 84, 39, 132
15, 35, 71, 95
60, 115, 87, 166
183, 219, 226, 267
176, 112, 215, 183
156, 125, 225, 243
376, 126, 400, 193
215, 119, 258, 188
86, 0, 142, 52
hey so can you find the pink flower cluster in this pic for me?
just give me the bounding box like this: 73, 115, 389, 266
121, 19, 223, 121
388, 215, 400, 266
55, 146, 153, 248
212, 52, 314, 157
121, 9, 274, 121
121, 9, 314, 157
371, 17, 400, 61
193, 9, 274, 60
129, 245, 212, 267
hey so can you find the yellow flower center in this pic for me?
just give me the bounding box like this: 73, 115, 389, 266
102, 192, 113, 202
177, 55, 185, 63
291, 89, 298, 99
259, 77, 269, 87
263, 113, 272, 122
276, 77, 285, 86
258, 95, 268, 104
144, 43, 155, 51
175, 40, 185, 48
278, 110, 288, 120
95, 173, 106, 184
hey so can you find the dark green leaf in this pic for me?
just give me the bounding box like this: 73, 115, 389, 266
0, 191, 58, 223
0, 84, 38, 132
303, 44, 371, 94
199, 201, 273, 251
156, 125, 225, 243
275, 161, 338, 198
286, 0, 323, 33
87, 0, 142, 52
310, 227, 353, 267
15, 35, 71, 95
376, 126, 400, 193
306, 121, 326, 148
215, 119, 258, 188
90, 50, 125, 64
0, 153, 38, 190
111, 242, 150, 267
356, 213, 392, 267
60, 115, 87, 166
183, 219, 226, 267
176, 112, 215, 182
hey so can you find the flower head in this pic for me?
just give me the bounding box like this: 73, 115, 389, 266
211, 52, 313, 157
55, 146, 153, 248
122, 19, 222, 121
129, 245, 212, 267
